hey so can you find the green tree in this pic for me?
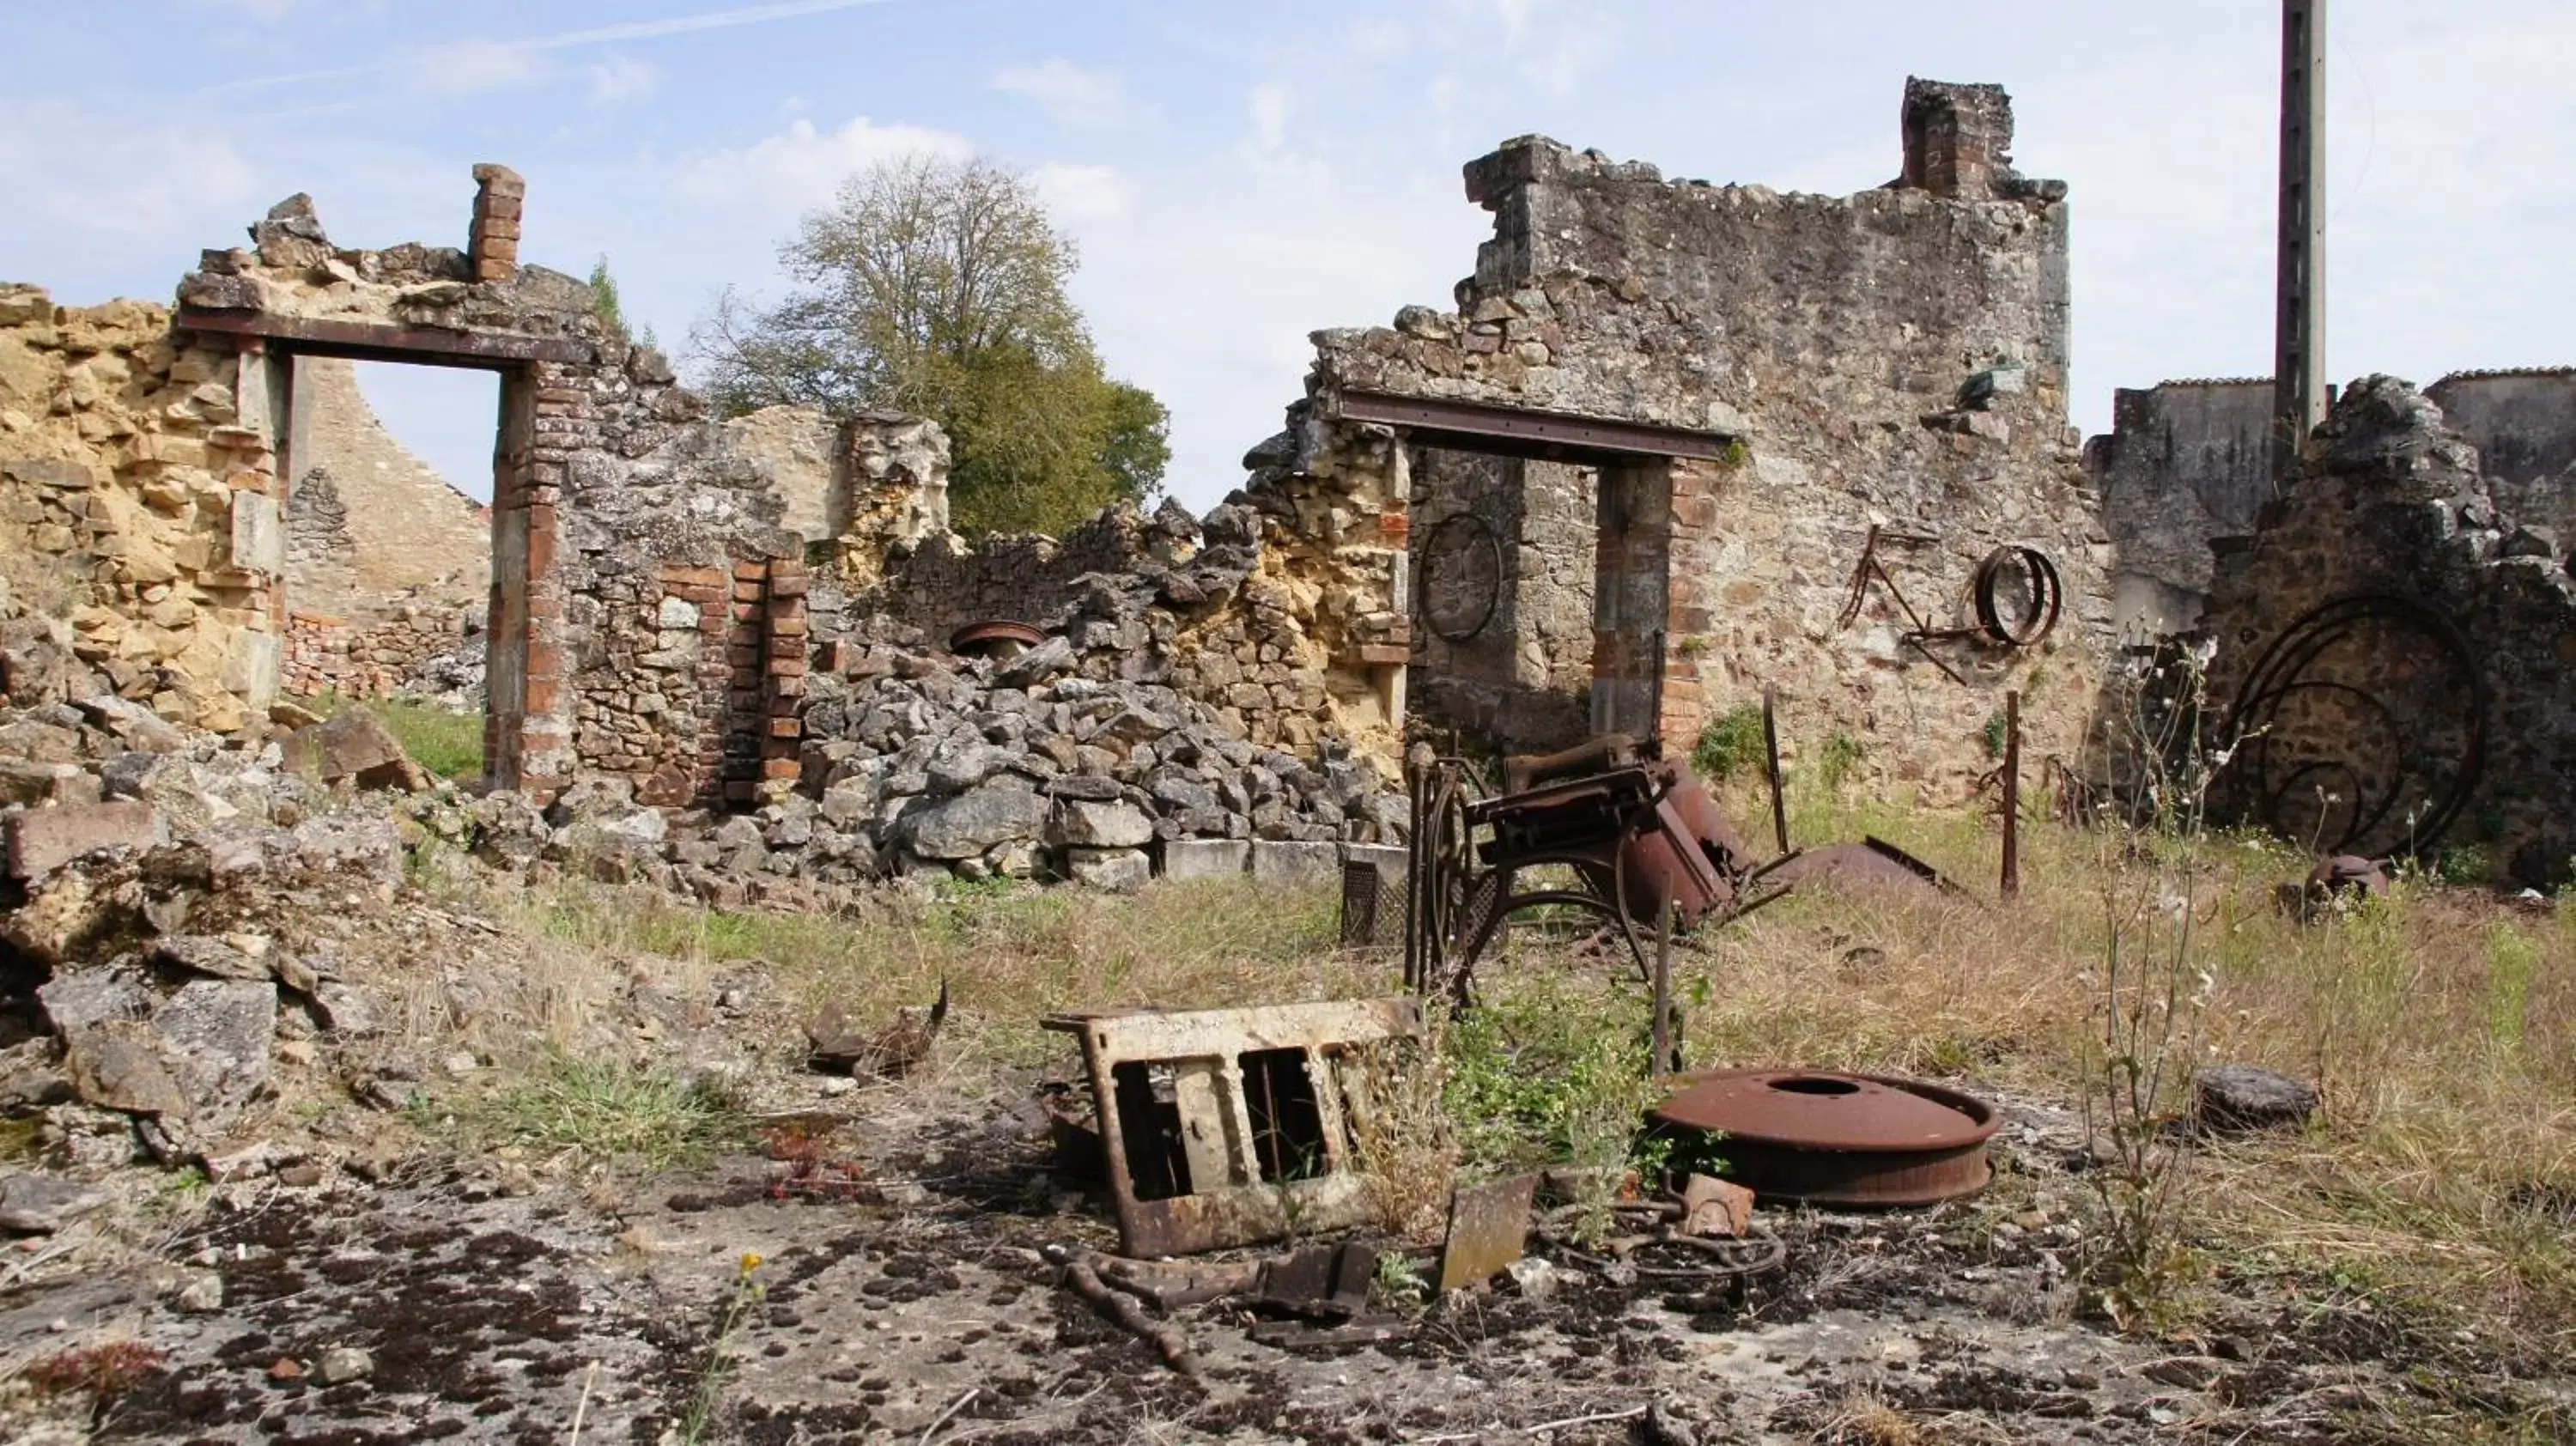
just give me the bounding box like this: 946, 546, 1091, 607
587, 256, 654, 349
690, 155, 1165, 535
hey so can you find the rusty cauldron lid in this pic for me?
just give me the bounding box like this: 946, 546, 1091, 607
1650, 1068, 2002, 1206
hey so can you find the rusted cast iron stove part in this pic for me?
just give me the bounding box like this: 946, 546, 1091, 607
1651, 1069, 2000, 1206
946, 618, 1048, 659
1041, 998, 1423, 1256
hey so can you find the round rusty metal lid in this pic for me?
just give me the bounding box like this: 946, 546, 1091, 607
948, 619, 1048, 657
1651, 1069, 1999, 1153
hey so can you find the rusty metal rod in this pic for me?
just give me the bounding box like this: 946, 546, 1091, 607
1649, 879, 1677, 1076
1762, 687, 1789, 856
2001, 689, 2021, 901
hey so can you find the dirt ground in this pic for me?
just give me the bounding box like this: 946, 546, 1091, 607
9, 1072, 2570, 1445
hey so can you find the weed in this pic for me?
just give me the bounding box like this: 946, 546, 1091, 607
675, 1253, 764, 1444
1690, 704, 1767, 781
1370, 1249, 1430, 1308
2486, 926, 2540, 1054
2081, 637, 2222, 1329
1442, 972, 1666, 1244
1981, 708, 2009, 761
465, 1054, 743, 1175
1814, 732, 1864, 792
21, 1340, 163, 1424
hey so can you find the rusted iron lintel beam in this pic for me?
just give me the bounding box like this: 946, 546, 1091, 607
175, 307, 593, 368
1334, 390, 1736, 462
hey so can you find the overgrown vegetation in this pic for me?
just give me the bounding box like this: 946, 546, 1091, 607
309, 692, 483, 780
458, 1054, 744, 1175
1691, 703, 1768, 781
690, 155, 1169, 536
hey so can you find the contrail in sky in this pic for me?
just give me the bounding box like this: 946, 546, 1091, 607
205, 0, 904, 94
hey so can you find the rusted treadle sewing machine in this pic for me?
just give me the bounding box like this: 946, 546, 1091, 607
1402, 732, 1949, 1070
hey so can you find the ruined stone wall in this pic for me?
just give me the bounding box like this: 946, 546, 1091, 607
280, 599, 472, 700
2200, 377, 2576, 885
854, 501, 1189, 642
2425, 369, 2576, 541
2085, 379, 2275, 633
1407, 447, 1594, 748
0, 286, 286, 734
1294, 78, 2110, 799
285, 356, 490, 618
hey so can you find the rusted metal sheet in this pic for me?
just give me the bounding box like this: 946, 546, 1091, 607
1042, 998, 1424, 1256
1254, 1242, 1377, 1321
1333, 389, 1738, 462
174, 307, 594, 366
1651, 1069, 2000, 1206
1435, 1172, 1538, 1291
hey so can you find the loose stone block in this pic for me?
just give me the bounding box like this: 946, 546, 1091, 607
6, 799, 167, 879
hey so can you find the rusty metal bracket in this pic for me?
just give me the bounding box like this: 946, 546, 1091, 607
1041, 998, 1425, 1256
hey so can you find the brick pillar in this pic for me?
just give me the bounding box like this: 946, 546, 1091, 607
761, 556, 810, 804
484, 362, 583, 798
469, 163, 526, 283
1587, 456, 1723, 755
1899, 78, 2015, 201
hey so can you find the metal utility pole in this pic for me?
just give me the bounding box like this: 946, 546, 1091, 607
2273, 0, 2329, 479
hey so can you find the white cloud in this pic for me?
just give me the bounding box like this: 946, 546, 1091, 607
1248, 82, 1292, 153
992, 58, 1127, 127
675, 116, 975, 220
407, 39, 544, 96
0, 100, 264, 249
1032, 163, 1134, 228
586, 54, 660, 105
1350, 19, 1408, 60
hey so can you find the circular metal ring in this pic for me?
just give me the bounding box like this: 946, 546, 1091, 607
1971, 545, 2063, 647
1419, 512, 1504, 643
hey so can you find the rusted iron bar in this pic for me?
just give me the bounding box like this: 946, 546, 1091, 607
1334, 389, 1738, 462
2001, 689, 2021, 900
175, 307, 595, 366
1762, 687, 1789, 855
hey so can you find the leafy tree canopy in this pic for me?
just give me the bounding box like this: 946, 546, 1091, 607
690, 155, 1168, 536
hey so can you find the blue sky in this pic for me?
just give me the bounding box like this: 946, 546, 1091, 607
8, 1, 2572, 509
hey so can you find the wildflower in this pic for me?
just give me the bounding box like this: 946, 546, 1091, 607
739, 1251, 763, 1274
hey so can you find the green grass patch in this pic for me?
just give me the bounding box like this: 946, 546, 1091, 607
312, 692, 484, 781
461, 1054, 744, 1173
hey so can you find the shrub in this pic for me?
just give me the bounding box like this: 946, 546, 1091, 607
1691, 704, 1768, 781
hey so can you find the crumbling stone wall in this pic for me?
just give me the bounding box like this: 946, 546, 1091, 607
0, 286, 287, 734
2200, 376, 2576, 885
1407, 447, 1594, 747
2084, 379, 2275, 634
2425, 369, 2576, 542
281, 599, 472, 700
1271, 77, 2110, 796
284, 355, 490, 618
853, 500, 1196, 642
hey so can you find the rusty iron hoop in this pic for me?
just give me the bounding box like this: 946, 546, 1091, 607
2227, 592, 2487, 858
1970, 545, 2063, 647
1419, 512, 1504, 642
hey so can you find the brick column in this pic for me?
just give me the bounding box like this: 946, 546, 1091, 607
484, 362, 584, 798
1587, 455, 1723, 755
760, 556, 809, 804
469, 164, 525, 283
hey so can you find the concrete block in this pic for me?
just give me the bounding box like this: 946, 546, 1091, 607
1159, 837, 1249, 881
1250, 839, 1342, 890
1342, 842, 1408, 890
6, 799, 166, 879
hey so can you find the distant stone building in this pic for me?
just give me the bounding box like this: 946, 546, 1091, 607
1252, 77, 2110, 799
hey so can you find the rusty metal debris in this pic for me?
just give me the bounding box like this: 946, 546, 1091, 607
1650, 1068, 2000, 1206
1252, 1241, 1378, 1321
1435, 1172, 1538, 1292
1042, 1242, 1200, 1375
1836, 526, 2063, 683
1337, 856, 1387, 946
2225, 592, 2487, 858
945, 618, 1048, 659
1419, 511, 1504, 642
804, 978, 946, 1075
1040, 998, 1423, 1256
